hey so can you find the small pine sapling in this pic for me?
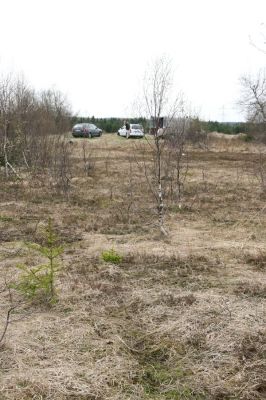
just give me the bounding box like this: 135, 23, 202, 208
13, 218, 63, 303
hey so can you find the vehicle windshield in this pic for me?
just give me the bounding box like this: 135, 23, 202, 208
131, 124, 143, 130
89, 124, 97, 129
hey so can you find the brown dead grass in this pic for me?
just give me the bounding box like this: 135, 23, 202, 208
0, 134, 266, 399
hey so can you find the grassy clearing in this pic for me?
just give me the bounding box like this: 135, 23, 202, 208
0, 134, 266, 399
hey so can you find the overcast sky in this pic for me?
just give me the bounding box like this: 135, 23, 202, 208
1, 0, 266, 121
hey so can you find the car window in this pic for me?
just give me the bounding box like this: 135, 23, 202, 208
131, 124, 142, 129
89, 124, 96, 129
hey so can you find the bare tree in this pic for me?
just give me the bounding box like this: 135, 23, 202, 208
240, 70, 266, 124
239, 70, 266, 143
239, 70, 266, 195
141, 57, 186, 235
50, 137, 73, 196
38, 89, 71, 135
249, 22, 266, 54
82, 141, 95, 177
0, 72, 72, 182
164, 117, 189, 203
0, 74, 18, 177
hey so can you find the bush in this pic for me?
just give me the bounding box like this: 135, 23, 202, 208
242, 133, 253, 142
101, 248, 122, 264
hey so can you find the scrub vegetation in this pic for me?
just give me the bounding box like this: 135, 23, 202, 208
1, 63, 266, 399
0, 132, 266, 400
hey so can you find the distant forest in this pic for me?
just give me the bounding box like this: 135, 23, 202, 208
71, 116, 247, 135
201, 121, 247, 135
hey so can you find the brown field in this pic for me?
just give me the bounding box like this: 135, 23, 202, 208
0, 133, 265, 400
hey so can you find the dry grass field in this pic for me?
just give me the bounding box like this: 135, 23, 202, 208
0, 133, 265, 400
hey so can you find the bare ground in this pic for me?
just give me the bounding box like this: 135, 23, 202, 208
0, 134, 265, 399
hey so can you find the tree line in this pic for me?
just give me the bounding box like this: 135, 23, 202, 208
70, 116, 148, 133
71, 116, 248, 135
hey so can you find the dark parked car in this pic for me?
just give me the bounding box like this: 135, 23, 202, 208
72, 123, 102, 138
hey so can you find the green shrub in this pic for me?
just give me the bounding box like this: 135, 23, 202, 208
242, 133, 253, 142
0, 215, 13, 222
101, 248, 122, 264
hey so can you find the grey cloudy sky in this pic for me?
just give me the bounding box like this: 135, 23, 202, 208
1, 0, 266, 121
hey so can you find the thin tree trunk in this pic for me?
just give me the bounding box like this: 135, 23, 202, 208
0, 306, 14, 344
156, 136, 168, 236
3, 124, 9, 178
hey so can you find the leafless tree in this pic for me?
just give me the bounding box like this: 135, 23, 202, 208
239, 70, 266, 142
82, 141, 95, 176
49, 137, 73, 196
0, 74, 19, 178
249, 22, 266, 54
0, 72, 72, 183
240, 70, 266, 124
185, 117, 209, 149
140, 57, 187, 235
38, 89, 71, 135
164, 117, 189, 203
239, 70, 266, 194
